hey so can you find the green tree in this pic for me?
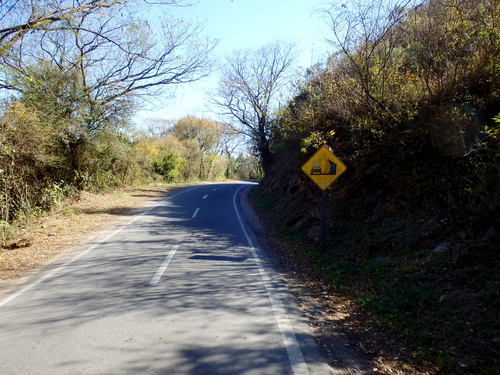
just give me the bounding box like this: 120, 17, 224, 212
0, 0, 215, 182
154, 152, 185, 183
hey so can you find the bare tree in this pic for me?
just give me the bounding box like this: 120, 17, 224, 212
145, 118, 174, 138
0, 0, 188, 55
0, 0, 215, 182
0, 1, 215, 101
218, 123, 240, 158
213, 42, 297, 175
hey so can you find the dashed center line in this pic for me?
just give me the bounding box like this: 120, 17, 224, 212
192, 208, 200, 218
150, 245, 179, 286
203, 194, 208, 199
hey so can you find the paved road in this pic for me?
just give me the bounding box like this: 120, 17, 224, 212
0, 182, 331, 375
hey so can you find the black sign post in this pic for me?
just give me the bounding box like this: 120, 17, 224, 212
320, 189, 327, 253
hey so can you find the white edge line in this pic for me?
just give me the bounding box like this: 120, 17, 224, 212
150, 245, 179, 286
232, 187, 310, 375
192, 208, 200, 218
0, 185, 201, 308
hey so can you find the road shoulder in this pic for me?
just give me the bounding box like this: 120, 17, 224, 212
0, 184, 194, 292
238, 185, 375, 375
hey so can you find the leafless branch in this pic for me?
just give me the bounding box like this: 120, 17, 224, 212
212, 41, 296, 173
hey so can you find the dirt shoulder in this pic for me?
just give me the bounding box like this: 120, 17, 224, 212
0, 183, 193, 289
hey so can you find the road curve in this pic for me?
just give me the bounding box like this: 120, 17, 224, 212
0, 182, 331, 375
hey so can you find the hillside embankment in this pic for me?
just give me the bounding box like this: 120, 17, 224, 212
250, 0, 499, 373
251, 143, 498, 374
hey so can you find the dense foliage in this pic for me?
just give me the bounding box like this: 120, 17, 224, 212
0, 97, 257, 239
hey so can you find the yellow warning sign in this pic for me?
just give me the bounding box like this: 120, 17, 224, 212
301, 145, 347, 190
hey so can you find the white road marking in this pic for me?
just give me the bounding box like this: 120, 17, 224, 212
232, 188, 310, 375
0, 186, 202, 308
212, 188, 217, 191
203, 194, 208, 199
192, 208, 200, 218
150, 245, 179, 286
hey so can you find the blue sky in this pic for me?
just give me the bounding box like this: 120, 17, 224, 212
135, 0, 333, 126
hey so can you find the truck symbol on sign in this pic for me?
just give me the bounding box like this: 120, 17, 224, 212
310, 160, 337, 175
311, 162, 322, 175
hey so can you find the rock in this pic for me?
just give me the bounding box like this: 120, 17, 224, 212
439, 294, 449, 303
3, 239, 31, 250
433, 241, 450, 254
365, 163, 380, 175
308, 225, 320, 241
452, 243, 469, 264
292, 215, 309, 230
481, 227, 496, 242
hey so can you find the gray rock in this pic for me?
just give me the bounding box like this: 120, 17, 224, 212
481, 227, 496, 242
453, 243, 469, 263
438, 294, 449, 303
433, 241, 450, 254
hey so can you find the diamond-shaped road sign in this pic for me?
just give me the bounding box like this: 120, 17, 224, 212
301, 145, 347, 190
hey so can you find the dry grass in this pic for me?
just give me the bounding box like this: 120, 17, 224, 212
0, 183, 190, 288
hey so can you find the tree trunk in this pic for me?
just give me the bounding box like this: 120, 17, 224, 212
258, 137, 272, 178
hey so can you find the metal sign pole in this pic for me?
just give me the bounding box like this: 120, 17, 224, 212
320, 189, 327, 253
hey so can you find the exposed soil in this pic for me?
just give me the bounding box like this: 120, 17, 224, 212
0, 184, 190, 289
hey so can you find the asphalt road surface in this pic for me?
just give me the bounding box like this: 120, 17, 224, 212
0, 182, 332, 375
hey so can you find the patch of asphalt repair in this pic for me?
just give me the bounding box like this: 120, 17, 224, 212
238, 186, 375, 375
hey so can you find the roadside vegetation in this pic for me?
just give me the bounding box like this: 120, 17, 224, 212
0, 1, 259, 247
249, 0, 499, 374
0, 104, 259, 246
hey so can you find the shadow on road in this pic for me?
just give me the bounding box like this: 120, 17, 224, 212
0, 184, 333, 373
